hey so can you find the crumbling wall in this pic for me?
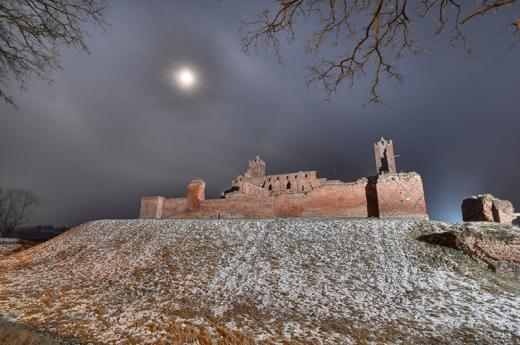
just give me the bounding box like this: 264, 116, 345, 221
462, 195, 494, 222
462, 194, 516, 225
197, 182, 368, 219
187, 179, 205, 211
492, 199, 515, 224
140, 197, 187, 219
263, 171, 319, 194
200, 197, 276, 218
140, 173, 428, 220
372, 172, 428, 219
284, 180, 368, 218
139, 196, 165, 219
161, 198, 189, 218
237, 182, 270, 198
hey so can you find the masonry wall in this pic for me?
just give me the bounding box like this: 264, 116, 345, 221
233, 171, 320, 195
274, 180, 368, 218
140, 197, 165, 219
140, 173, 427, 220
461, 194, 516, 224
263, 171, 318, 193
372, 172, 427, 218
162, 198, 189, 218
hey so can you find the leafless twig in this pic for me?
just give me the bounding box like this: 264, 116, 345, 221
0, 0, 107, 107
241, 0, 519, 105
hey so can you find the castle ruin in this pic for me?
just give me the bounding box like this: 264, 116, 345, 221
140, 138, 428, 219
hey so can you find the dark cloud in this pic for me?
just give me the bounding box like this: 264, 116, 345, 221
1, 1, 519, 225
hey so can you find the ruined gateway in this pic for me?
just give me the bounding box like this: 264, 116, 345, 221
140, 138, 428, 219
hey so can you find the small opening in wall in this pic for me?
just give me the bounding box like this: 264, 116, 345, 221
269, 184, 273, 191
305, 174, 308, 178
287, 182, 291, 189
301, 186, 304, 191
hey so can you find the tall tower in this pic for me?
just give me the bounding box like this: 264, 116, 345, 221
245, 155, 266, 178
374, 137, 396, 174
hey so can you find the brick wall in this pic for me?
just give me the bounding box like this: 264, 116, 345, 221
462, 194, 516, 224
278, 180, 368, 218
372, 172, 427, 219
139, 173, 428, 220
139, 196, 165, 219
162, 198, 189, 218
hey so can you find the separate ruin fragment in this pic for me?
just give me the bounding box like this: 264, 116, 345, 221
140, 138, 428, 219
462, 194, 518, 225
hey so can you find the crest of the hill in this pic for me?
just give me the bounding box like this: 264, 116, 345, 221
0, 218, 519, 344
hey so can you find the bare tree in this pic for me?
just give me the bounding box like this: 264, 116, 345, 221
0, 0, 107, 107
241, 1, 520, 105
0, 187, 39, 237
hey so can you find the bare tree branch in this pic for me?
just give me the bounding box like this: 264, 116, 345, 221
0, 0, 108, 107
241, 0, 519, 105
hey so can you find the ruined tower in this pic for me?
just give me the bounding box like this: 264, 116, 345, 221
374, 137, 396, 174
245, 155, 266, 178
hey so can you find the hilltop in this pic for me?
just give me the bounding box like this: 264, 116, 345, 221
0, 218, 519, 344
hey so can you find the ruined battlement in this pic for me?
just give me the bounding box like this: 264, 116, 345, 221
462, 194, 518, 225
139, 138, 428, 220
227, 169, 321, 197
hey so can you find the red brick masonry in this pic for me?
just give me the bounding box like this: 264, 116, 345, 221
140, 172, 427, 219
461, 194, 517, 225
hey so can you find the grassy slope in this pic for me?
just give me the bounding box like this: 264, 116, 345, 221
0, 319, 72, 345
0, 218, 519, 344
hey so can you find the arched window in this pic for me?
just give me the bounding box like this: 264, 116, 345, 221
268, 184, 273, 191
286, 181, 291, 190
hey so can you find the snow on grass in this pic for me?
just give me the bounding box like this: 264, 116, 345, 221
0, 239, 23, 257
0, 218, 519, 344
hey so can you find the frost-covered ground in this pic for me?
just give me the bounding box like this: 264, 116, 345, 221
0, 218, 519, 344
0, 238, 23, 257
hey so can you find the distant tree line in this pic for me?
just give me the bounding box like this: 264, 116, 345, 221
0, 187, 39, 237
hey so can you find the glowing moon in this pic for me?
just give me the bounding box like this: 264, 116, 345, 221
175, 68, 196, 89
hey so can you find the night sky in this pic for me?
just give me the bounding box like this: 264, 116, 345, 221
1, 1, 519, 226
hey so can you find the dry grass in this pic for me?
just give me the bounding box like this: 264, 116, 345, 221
0, 319, 65, 345
162, 321, 257, 345
0, 219, 519, 344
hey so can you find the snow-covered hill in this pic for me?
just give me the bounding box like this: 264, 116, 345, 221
0, 219, 519, 344
0, 238, 22, 257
